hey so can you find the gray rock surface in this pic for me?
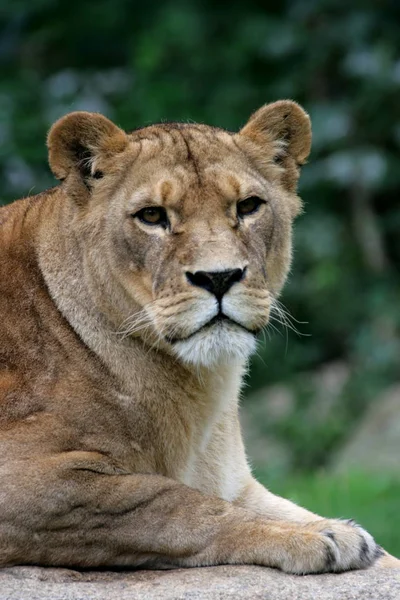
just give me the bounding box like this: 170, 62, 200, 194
1, 565, 399, 600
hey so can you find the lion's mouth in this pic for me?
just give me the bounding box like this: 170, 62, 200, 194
166, 312, 258, 344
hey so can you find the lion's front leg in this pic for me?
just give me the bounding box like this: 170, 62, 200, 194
234, 477, 321, 522
0, 452, 380, 574
235, 477, 391, 570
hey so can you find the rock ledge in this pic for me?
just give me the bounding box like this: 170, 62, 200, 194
1, 565, 400, 600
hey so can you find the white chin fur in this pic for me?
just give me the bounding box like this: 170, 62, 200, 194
172, 323, 257, 368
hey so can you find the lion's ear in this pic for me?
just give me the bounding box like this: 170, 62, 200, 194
239, 100, 311, 192
47, 111, 128, 200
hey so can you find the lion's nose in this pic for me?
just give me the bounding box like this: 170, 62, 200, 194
186, 268, 245, 301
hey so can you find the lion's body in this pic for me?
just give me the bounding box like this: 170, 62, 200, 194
0, 103, 398, 572
0, 193, 245, 494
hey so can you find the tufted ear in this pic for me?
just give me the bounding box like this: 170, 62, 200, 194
239, 100, 311, 193
47, 111, 129, 202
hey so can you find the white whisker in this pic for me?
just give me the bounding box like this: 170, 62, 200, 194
269, 299, 309, 338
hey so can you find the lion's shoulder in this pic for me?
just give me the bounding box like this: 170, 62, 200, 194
0, 187, 59, 246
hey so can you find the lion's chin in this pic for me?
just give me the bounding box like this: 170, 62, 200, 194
171, 322, 257, 368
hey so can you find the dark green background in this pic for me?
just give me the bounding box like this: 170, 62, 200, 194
1, 0, 399, 553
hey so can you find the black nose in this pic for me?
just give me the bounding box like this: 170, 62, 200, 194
186, 268, 245, 301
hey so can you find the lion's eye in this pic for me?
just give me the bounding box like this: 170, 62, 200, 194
135, 206, 168, 228
237, 196, 265, 218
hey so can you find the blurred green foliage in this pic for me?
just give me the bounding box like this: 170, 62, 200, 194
0, 0, 399, 473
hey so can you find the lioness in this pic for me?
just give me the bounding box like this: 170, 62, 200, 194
0, 101, 398, 574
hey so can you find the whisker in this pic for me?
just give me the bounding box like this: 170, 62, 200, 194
155, 294, 197, 308
269, 299, 310, 338
272, 299, 309, 325
265, 321, 283, 338
252, 339, 268, 368
269, 314, 309, 338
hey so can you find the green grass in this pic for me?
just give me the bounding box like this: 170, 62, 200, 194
255, 470, 400, 557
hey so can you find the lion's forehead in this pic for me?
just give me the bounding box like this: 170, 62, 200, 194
128, 124, 254, 175
129, 122, 234, 154
126, 168, 265, 212
123, 126, 269, 214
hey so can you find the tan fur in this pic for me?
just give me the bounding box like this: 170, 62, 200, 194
0, 101, 397, 573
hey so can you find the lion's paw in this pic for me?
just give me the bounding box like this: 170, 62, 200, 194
281, 518, 382, 575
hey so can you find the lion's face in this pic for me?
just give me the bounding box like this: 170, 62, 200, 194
47, 102, 311, 367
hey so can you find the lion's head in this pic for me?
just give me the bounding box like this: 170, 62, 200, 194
47, 101, 311, 367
